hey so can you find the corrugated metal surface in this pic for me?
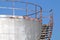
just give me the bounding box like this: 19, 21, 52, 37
0, 15, 42, 40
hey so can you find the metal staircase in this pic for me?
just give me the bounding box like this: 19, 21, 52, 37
40, 24, 53, 40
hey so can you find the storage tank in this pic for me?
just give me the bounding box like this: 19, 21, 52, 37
0, 15, 42, 40
0, 1, 53, 40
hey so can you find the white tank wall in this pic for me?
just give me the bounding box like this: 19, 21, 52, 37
0, 15, 42, 40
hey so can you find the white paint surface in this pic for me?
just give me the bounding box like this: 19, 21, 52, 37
0, 15, 42, 40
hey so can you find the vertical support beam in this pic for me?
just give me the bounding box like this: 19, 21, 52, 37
48, 9, 53, 40
48, 32, 52, 40
40, 7, 42, 24
50, 13, 53, 27
49, 9, 53, 27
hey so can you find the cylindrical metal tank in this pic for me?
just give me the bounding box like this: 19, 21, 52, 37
0, 15, 42, 40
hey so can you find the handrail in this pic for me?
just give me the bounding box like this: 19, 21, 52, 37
0, 1, 42, 19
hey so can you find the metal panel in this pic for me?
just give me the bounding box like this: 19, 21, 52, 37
0, 15, 42, 40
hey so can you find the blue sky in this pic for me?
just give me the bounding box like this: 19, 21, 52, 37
0, 0, 60, 40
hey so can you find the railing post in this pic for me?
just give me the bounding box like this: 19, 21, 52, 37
12, 0, 15, 16
26, 2, 28, 16
35, 5, 38, 18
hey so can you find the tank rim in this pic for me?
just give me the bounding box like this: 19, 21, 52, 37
0, 15, 23, 18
